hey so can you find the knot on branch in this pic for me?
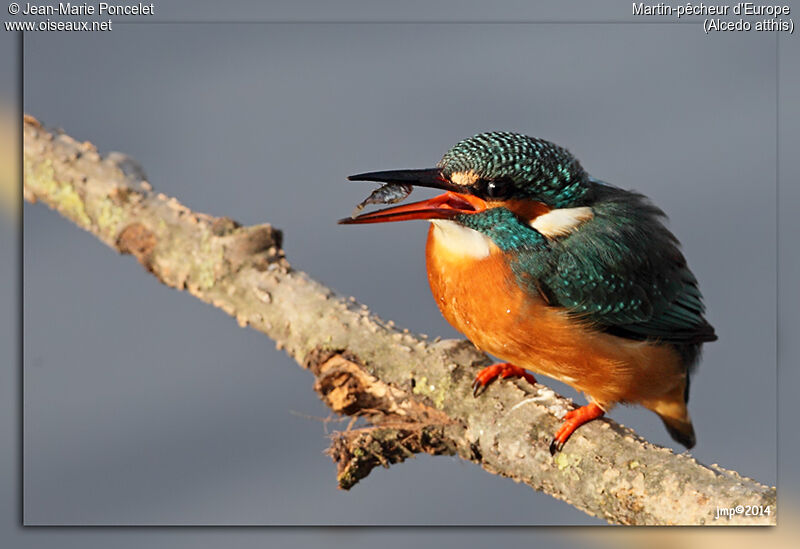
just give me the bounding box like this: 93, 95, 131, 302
219, 223, 284, 272
312, 352, 404, 419
307, 348, 463, 489
307, 349, 453, 424
116, 222, 157, 271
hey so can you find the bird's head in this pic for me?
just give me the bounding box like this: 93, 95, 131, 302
340, 132, 592, 243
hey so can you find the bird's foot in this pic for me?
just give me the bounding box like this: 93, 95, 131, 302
549, 402, 605, 455
471, 362, 536, 397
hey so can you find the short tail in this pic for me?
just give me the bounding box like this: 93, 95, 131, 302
647, 381, 697, 449
660, 414, 696, 449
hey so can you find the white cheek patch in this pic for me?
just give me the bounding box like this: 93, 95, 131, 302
530, 207, 594, 238
430, 220, 492, 259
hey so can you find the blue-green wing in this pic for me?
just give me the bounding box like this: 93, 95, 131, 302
530, 186, 716, 344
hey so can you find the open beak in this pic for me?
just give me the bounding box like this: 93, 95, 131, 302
339, 168, 487, 225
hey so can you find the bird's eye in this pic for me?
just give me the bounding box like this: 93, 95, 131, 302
479, 178, 513, 199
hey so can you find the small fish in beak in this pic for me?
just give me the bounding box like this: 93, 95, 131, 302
339, 168, 486, 225
350, 183, 413, 219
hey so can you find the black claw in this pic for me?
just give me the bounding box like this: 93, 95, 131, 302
471, 379, 483, 398
549, 438, 562, 456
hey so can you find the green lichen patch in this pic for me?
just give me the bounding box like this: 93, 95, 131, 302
411, 376, 428, 396
555, 452, 582, 479
96, 196, 128, 235
25, 158, 91, 228
409, 374, 450, 410
190, 230, 225, 290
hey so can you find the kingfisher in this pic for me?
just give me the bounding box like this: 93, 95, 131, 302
339, 132, 716, 454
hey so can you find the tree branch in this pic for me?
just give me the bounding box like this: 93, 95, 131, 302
22, 115, 776, 525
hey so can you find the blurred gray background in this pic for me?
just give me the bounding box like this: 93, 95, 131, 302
6, 0, 796, 537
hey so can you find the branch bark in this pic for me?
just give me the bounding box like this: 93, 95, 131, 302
22, 115, 776, 525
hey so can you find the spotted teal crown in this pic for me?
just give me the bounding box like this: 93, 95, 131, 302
437, 131, 590, 208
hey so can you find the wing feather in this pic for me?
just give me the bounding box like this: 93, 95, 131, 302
519, 183, 717, 344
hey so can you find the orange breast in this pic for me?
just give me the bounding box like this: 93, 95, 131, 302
424, 224, 686, 410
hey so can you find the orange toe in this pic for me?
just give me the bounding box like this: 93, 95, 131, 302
549, 402, 605, 454
471, 362, 536, 397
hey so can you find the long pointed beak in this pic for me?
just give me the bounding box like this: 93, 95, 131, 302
339, 191, 487, 224
346, 168, 462, 192
340, 167, 486, 225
